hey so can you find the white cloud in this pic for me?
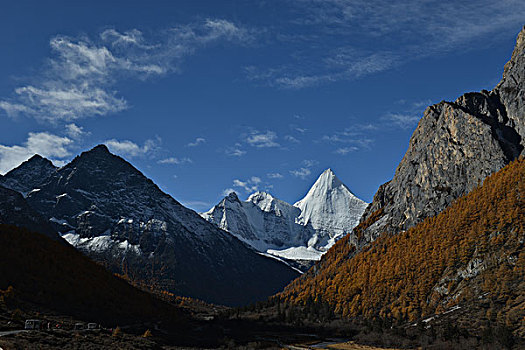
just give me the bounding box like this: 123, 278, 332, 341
284, 135, 300, 143
225, 145, 246, 157
355, 123, 378, 131
187, 137, 206, 147
245, 130, 280, 148
100, 28, 154, 49
180, 199, 211, 210
0, 132, 72, 174
65, 123, 86, 138
267, 172, 283, 179
335, 147, 358, 155
0, 19, 254, 123
158, 157, 192, 165
247, 0, 525, 89
302, 159, 317, 168
232, 176, 261, 193
383, 113, 420, 129
202, 19, 255, 44
104, 138, 159, 158
290, 159, 317, 180
322, 128, 374, 149
290, 167, 311, 180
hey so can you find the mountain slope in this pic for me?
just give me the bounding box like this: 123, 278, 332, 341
0, 224, 186, 326
278, 157, 525, 337
0, 185, 62, 242
22, 145, 299, 306
202, 169, 367, 262
358, 26, 525, 244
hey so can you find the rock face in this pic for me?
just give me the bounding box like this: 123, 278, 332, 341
8, 145, 298, 306
0, 185, 62, 242
359, 26, 525, 243
0, 155, 57, 195
202, 169, 367, 263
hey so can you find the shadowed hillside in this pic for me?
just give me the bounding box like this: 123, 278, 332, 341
0, 224, 185, 327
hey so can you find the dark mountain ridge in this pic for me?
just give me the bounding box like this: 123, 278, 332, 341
5, 144, 299, 306
0, 224, 186, 327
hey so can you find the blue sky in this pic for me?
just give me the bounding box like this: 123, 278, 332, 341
0, 1, 524, 211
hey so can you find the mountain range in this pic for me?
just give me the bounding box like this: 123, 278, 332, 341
201, 169, 367, 264
0, 145, 299, 306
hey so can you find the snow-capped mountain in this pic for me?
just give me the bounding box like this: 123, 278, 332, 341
202, 191, 314, 252
202, 169, 368, 263
4, 145, 298, 306
293, 168, 368, 249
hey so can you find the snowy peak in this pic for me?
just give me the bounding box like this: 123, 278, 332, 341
202, 190, 311, 253
294, 168, 351, 205
293, 168, 368, 242
317, 168, 343, 189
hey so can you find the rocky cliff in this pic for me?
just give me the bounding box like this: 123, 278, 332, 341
358, 26, 525, 243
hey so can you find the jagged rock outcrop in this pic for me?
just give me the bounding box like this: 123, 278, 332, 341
359, 26, 525, 243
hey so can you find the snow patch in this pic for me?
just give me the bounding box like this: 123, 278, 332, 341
62, 232, 141, 255
267, 246, 324, 261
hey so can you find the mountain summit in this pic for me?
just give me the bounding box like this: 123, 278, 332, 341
202, 169, 367, 264
0, 154, 57, 194
294, 168, 367, 246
